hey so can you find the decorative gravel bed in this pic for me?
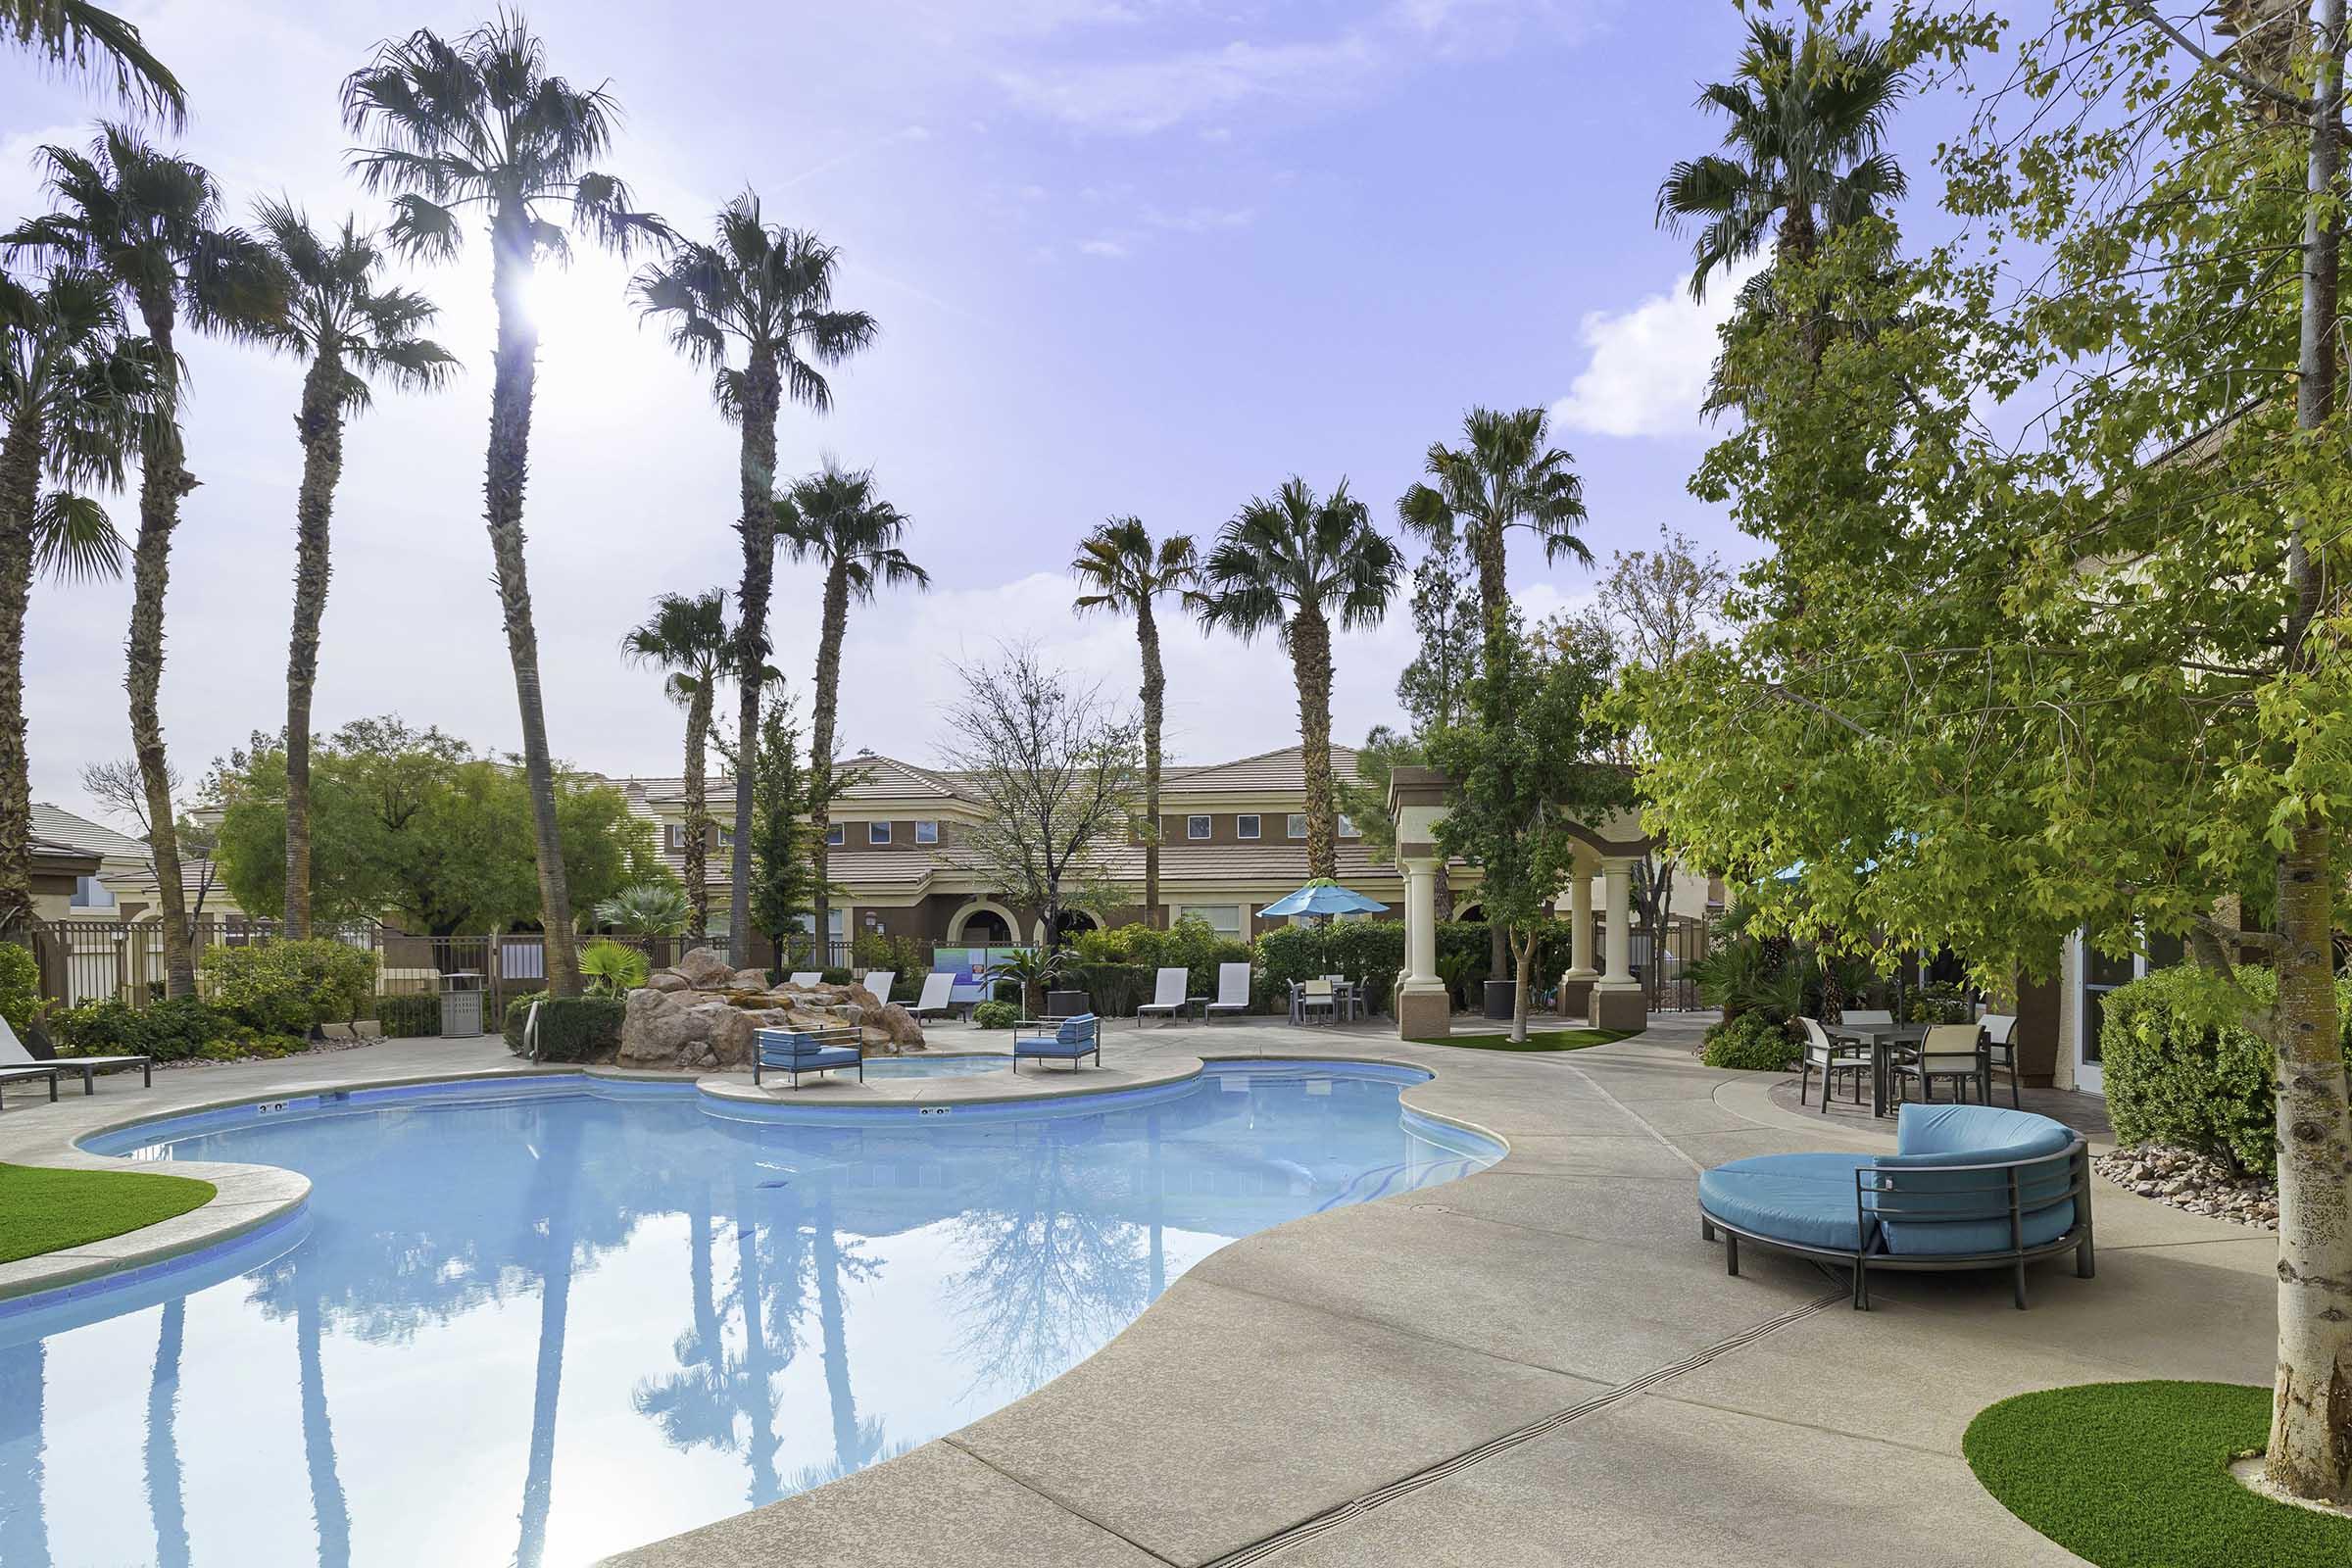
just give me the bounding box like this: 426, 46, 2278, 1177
2094, 1143, 2277, 1230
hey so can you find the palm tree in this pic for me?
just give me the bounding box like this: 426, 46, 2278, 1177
1192, 479, 1400, 879
1397, 405, 1590, 707
775, 464, 927, 946
1071, 518, 1195, 927
1655, 19, 1908, 300
631, 192, 875, 966
344, 16, 667, 997
620, 590, 734, 941
4, 2, 184, 125
0, 263, 151, 927
255, 199, 456, 939
8, 124, 285, 997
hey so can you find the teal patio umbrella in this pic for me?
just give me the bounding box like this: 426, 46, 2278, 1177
1258, 880, 1389, 919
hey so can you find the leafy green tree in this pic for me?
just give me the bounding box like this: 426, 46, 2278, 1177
1429, 618, 1624, 1041
210, 717, 661, 936
631, 192, 875, 965
1655, 18, 1908, 300
621, 590, 736, 942
1192, 477, 1400, 878
745, 692, 819, 963
1394, 539, 1480, 736
1631, 4, 2352, 1500
343, 16, 668, 996
10, 124, 287, 995
775, 462, 928, 942
254, 200, 455, 938
4, 2, 184, 125
0, 263, 150, 925
1071, 517, 1197, 925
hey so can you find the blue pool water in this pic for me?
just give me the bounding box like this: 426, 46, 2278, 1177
858, 1054, 1012, 1078
0, 1062, 1495, 1567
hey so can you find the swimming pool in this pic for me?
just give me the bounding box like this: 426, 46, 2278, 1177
858, 1054, 1012, 1078
0, 1062, 1496, 1567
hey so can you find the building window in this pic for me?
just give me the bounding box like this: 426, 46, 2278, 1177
1287, 813, 1307, 839
826, 823, 846, 847
914, 819, 938, 844
1339, 814, 1360, 839
664, 824, 680, 850
715, 826, 733, 848
869, 821, 892, 845
70, 875, 114, 909
1178, 904, 1244, 937
1187, 814, 1211, 840
1237, 813, 1260, 840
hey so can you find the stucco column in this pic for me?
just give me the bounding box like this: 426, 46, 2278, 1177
1565, 873, 1597, 979
1592, 858, 1648, 1033
1395, 856, 1449, 1040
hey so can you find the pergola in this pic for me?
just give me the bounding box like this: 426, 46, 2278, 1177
1385, 765, 1657, 1039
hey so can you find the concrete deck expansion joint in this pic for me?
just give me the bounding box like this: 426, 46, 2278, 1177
0, 1018, 2278, 1567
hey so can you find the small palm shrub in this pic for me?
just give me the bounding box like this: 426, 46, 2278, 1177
594, 880, 691, 935
579, 939, 651, 997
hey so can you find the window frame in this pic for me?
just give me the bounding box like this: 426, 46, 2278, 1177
914, 819, 939, 845
1236, 813, 1260, 840
869, 821, 892, 845
1287, 812, 1307, 840
1187, 814, 1212, 840
826, 823, 847, 847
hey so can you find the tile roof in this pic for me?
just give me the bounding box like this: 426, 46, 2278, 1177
30, 804, 151, 863
1158, 744, 1370, 794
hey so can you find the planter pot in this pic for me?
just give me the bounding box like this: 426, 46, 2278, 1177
1483, 979, 1516, 1021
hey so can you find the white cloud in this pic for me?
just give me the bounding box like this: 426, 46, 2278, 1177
1143, 203, 1254, 232
1550, 256, 1762, 440
1079, 237, 1130, 258
997, 34, 1381, 134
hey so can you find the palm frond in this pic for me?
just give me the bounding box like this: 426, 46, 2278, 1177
30, 489, 126, 583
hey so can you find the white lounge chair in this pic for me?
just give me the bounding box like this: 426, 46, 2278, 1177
910, 971, 956, 1021
858, 970, 897, 1007
0, 1015, 147, 1096
787, 971, 822, 988
1205, 962, 1253, 1022
1135, 967, 1200, 1027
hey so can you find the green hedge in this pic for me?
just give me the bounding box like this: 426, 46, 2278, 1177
2099, 965, 2348, 1180
972, 1001, 1019, 1030
200, 940, 376, 1036
50, 997, 307, 1063
1701, 1011, 1798, 1070
372, 994, 441, 1038
502, 995, 625, 1061
1068, 961, 1155, 1016
1072, 919, 1253, 1005
0, 942, 37, 1034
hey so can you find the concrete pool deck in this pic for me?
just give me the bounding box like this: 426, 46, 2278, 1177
0, 1016, 2272, 1565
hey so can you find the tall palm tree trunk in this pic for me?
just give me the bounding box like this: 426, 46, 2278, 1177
127, 288, 194, 996
1136, 596, 1165, 925
728, 357, 781, 967
682, 679, 711, 942
808, 566, 850, 949
485, 223, 579, 997
1289, 607, 1338, 879
295, 1287, 351, 1568
1473, 522, 1511, 980
0, 411, 42, 930
283, 351, 345, 939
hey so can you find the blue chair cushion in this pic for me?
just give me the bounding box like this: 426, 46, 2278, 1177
1015, 1037, 1097, 1059
1698, 1152, 1877, 1253
1874, 1103, 2077, 1255
756, 1031, 860, 1070
1057, 1013, 1098, 1044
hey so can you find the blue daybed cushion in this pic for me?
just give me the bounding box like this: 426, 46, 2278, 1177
1875, 1103, 2076, 1255
1698, 1152, 1876, 1253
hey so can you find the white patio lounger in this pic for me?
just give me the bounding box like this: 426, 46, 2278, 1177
1135, 966, 1201, 1026
910, 971, 956, 1020
787, 971, 822, 988
1205, 962, 1254, 1022
0, 1061, 62, 1107
0, 1015, 148, 1095
858, 970, 897, 1007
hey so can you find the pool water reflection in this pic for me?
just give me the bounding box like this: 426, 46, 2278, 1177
0, 1063, 1494, 1567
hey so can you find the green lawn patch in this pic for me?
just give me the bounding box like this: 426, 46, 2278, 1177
1412, 1028, 1630, 1053
0, 1162, 218, 1265
1964, 1381, 2352, 1567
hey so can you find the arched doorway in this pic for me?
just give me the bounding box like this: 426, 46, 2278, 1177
947, 902, 1016, 945
1049, 908, 1100, 943
1453, 903, 1485, 923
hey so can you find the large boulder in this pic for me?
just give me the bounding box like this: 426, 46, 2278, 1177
672, 946, 736, 990
618, 987, 701, 1067
876, 1004, 925, 1050
644, 971, 690, 994
617, 976, 926, 1068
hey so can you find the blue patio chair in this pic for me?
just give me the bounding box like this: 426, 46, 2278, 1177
1696, 1102, 2093, 1309
753, 1026, 864, 1090
1012, 1012, 1101, 1072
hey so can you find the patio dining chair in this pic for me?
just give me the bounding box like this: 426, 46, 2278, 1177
1893, 1023, 1987, 1106
1798, 1017, 1870, 1115
1980, 1013, 2022, 1108
1296, 978, 1337, 1026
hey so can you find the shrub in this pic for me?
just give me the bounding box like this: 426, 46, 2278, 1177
0, 941, 38, 1034
1701, 1011, 1798, 1071
200, 939, 377, 1036
49, 997, 305, 1063
578, 939, 651, 997
971, 1001, 1019, 1030
1902, 981, 1975, 1024
373, 993, 441, 1038
851, 933, 929, 999
503, 994, 624, 1061
2099, 965, 2352, 1180
819, 966, 853, 986
1073, 918, 1245, 1002
1068, 961, 1154, 1016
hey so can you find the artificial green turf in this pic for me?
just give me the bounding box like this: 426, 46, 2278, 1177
1964, 1381, 2352, 1567
1410, 1028, 1630, 1053
0, 1161, 218, 1264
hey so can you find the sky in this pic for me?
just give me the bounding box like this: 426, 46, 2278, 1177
6, 0, 1796, 825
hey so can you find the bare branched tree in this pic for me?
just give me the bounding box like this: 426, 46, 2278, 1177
938, 647, 1141, 951
80, 756, 218, 921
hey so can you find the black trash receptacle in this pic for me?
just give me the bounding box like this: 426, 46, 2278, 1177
1045, 989, 1091, 1019
1483, 979, 1515, 1021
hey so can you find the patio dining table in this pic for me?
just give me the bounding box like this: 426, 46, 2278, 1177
1288, 980, 1359, 1025
1826, 1021, 1932, 1117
